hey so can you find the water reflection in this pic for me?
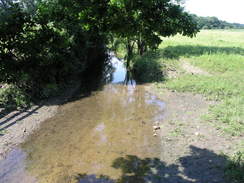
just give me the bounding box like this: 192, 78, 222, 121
0, 148, 37, 183
0, 55, 165, 183
110, 55, 136, 86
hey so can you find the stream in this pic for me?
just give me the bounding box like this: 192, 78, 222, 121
0, 55, 166, 183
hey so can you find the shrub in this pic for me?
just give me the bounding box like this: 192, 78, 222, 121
225, 150, 244, 183
0, 85, 30, 109
133, 52, 165, 83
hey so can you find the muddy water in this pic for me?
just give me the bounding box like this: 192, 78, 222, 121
0, 56, 165, 183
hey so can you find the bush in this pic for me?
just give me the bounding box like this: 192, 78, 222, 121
225, 150, 244, 183
0, 0, 108, 102
133, 51, 165, 83
0, 85, 30, 109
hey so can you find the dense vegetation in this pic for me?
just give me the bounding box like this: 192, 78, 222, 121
192, 15, 244, 29
0, 0, 198, 108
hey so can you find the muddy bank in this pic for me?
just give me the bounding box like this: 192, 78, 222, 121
0, 84, 165, 183
0, 83, 81, 160
145, 85, 243, 183
1, 55, 243, 183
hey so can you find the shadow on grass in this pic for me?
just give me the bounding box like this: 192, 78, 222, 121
131, 45, 244, 83
161, 45, 244, 59
76, 146, 243, 183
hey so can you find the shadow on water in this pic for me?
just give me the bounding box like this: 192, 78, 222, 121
0, 53, 113, 132
161, 45, 244, 59
1, 52, 242, 183
1, 44, 244, 131
76, 146, 233, 183
63, 53, 136, 105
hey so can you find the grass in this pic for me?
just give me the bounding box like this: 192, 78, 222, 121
225, 149, 244, 183
134, 29, 244, 183
152, 30, 244, 136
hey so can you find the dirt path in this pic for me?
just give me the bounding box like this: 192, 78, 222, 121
144, 60, 243, 182
0, 60, 242, 182
0, 83, 81, 160
0, 105, 58, 160
181, 60, 211, 76
145, 84, 243, 183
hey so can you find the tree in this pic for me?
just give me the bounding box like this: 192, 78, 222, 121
107, 0, 199, 67
192, 14, 244, 30
0, 0, 199, 102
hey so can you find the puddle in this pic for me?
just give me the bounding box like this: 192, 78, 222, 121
0, 55, 165, 183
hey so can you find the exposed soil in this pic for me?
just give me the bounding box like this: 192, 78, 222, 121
0, 83, 81, 160
0, 60, 243, 183
143, 60, 242, 183
146, 85, 243, 183
181, 60, 211, 76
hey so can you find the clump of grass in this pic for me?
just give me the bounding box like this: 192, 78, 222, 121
204, 97, 244, 136
225, 150, 244, 183
163, 70, 244, 136
169, 127, 183, 137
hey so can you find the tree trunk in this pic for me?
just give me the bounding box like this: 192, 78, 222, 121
137, 39, 147, 56
126, 39, 134, 69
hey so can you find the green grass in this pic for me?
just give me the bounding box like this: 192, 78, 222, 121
154, 30, 244, 136
95, 30, 244, 182
225, 149, 244, 183
145, 29, 244, 183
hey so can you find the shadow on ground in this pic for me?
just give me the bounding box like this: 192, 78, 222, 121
76, 145, 239, 183
161, 45, 244, 59
131, 45, 244, 83
0, 58, 114, 132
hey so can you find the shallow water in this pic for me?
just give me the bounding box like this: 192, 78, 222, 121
0, 56, 165, 183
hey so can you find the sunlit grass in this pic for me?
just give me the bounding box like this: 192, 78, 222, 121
156, 30, 244, 136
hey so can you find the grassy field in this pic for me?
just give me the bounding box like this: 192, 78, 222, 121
140, 30, 244, 136
146, 29, 244, 182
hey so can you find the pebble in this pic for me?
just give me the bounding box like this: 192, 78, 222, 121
153, 125, 160, 130
195, 132, 200, 136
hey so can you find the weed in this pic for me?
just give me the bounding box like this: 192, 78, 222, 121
225, 150, 244, 183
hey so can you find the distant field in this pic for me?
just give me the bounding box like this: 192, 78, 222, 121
158, 30, 244, 136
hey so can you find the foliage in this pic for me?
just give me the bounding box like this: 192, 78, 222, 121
133, 51, 166, 83
108, 0, 199, 65
225, 150, 244, 183
192, 15, 244, 30
0, 0, 198, 107
0, 84, 30, 109
0, 0, 108, 100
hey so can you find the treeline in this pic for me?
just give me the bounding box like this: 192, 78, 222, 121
192, 15, 244, 29
0, 0, 198, 108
